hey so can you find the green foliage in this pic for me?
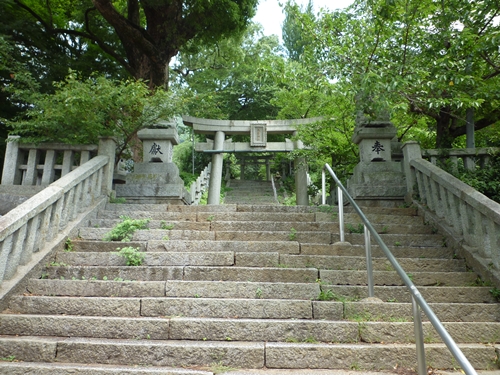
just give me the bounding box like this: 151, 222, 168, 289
346, 223, 364, 234
160, 221, 175, 230
172, 24, 283, 120
116, 246, 145, 266
453, 153, 500, 203
64, 238, 74, 252
8, 74, 179, 161
2, 0, 258, 89
288, 227, 297, 240
318, 289, 336, 301
490, 288, 500, 302
0, 355, 16, 362
282, 0, 315, 61
103, 216, 150, 242
299, 0, 500, 149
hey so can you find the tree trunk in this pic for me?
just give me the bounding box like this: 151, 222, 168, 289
435, 107, 454, 149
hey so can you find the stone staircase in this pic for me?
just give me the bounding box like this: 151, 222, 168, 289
224, 180, 278, 205
1, 202, 499, 374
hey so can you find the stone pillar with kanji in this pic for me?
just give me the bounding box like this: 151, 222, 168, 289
115, 120, 190, 204
347, 106, 406, 205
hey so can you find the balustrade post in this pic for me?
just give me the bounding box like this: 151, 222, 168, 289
98, 137, 116, 196
1, 136, 22, 185
401, 141, 422, 201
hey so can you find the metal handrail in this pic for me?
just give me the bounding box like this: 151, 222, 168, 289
321, 163, 477, 375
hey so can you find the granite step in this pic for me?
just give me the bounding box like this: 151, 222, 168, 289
319, 270, 476, 286
300, 243, 455, 258
0, 336, 496, 370
56, 251, 466, 272
320, 285, 497, 303
1, 363, 497, 375
42, 266, 319, 283
25, 279, 321, 300
88, 218, 434, 235
71, 240, 300, 254
0, 362, 212, 375
2, 314, 498, 344
7, 296, 319, 319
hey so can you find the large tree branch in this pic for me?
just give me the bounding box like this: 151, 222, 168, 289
91, 0, 158, 62
14, 0, 133, 75
449, 109, 500, 138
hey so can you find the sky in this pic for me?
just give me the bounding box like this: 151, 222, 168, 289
253, 0, 354, 40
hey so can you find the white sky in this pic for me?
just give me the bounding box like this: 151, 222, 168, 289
253, 0, 354, 40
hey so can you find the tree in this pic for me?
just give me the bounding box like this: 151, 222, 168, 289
171, 24, 285, 120
1, 0, 259, 89
7, 73, 179, 162
305, 0, 500, 148
282, 0, 314, 61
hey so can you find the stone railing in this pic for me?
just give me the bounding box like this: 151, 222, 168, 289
403, 142, 500, 281
0, 138, 115, 299
190, 163, 211, 205
422, 147, 499, 172
1, 135, 99, 186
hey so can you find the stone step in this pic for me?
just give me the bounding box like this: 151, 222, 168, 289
2, 314, 498, 344
0, 362, 212, 375
278, 255, 466, 272
96, 210, 425, 226
301, 243, 455, 258
43, 263, 473, 286
7, 296, 319, 319
56, 251, 236, 267
319, 270, 476, 286
72, 240, 300, 254
315, 300, 500, 322
342, 233, 445, 247
0, 336, 496, 370
321, 285, 497, 303
1, 364, 496, 375
42, 266, 319, 283
56, 251, 466, 273
25, 279, 320, 300
88, 218, 434, 236
0, 336, 265, 368
8, 292, 498, 323
104, 203, 238, 212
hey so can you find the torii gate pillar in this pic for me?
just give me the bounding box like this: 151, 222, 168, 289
207, 130, 225, 205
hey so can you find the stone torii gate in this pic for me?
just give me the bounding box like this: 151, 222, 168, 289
182, 116, 322, 205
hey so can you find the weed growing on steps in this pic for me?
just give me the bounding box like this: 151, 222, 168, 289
116, 246, 145, 266
346, 223, 363, 234
0, 355, 16, 362
109, 196, 127, 204
103, 215, 150, 242
208, 361, 235, 374
490, 287, 500, 302
288, 227, 297, 240
160, 221, 174, 230
64, 238, 74, 252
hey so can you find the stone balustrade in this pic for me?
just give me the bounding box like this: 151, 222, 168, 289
403, 142, 500, 276
1, 135, 98, 186
0, 138, 115, 292
190, 163, 211, 205
422, 147, 499, 172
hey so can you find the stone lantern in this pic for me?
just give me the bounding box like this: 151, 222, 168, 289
347, 105, 406, 205
115, 120, 189, 204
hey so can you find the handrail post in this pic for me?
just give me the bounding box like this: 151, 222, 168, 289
338, 186, 344, 243
364, 225, 374, 297
321, 169, 326, 205
412, 295, 427, 375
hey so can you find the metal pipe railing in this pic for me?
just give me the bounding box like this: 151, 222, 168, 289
321, 163, 477, 375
